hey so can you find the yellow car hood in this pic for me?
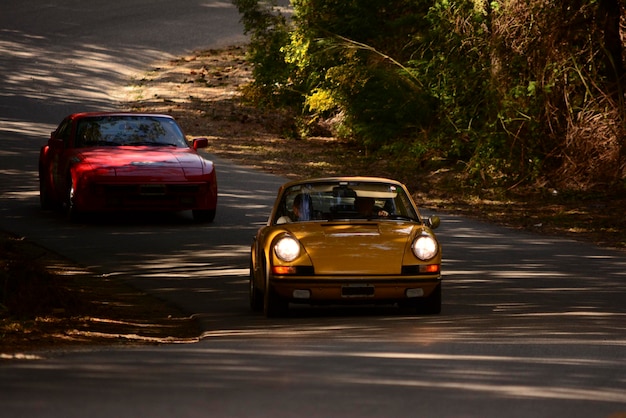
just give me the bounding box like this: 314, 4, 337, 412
287, 222, 418, 275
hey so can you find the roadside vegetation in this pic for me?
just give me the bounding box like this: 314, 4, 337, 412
234, 0, 625, 195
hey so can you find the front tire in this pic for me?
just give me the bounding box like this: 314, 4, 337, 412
249, 260, 263, 312
416, 283, 441, 315
400, 283, 441, 315
264, 284, 288, 318
39, 169, 55, 210
192, 209, 216, 223
262, 257, 288, 318
64, 178, 81, 222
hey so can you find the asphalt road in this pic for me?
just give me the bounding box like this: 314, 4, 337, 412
1, 2, 626, 417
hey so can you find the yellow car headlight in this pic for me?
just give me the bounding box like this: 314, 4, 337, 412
412, 234, 438, 261
274, 235, 301, 262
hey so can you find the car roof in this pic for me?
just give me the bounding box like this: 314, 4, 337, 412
67, 112, 175, 120
279, 176, 405, 189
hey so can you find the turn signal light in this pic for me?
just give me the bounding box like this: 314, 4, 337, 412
419, 264, 440, 273
273, 266, 297, 275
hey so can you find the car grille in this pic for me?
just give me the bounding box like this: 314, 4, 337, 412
100, 184, 202, 208
102, 184, 201, 194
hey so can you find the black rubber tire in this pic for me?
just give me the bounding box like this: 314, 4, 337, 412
416, 283, 442, 315
64, 178, 81, 222
39, 171, 55, 210
192, 209, 216, 223
264, 285, 288, 318
249, 260, 263, 312
263, 259, 288, 318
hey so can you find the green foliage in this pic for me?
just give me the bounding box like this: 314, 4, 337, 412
232, 0, 300, 107
285, 0, 438, 147
234, 0, 625, 191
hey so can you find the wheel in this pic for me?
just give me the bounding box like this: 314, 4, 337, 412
264, 284, 288, 318
249, 260, 263, 312
39, 170, 56, 210
64, 177, 81, 222
399, 283, 441, 315
416, 283, 441, 315
192, 209, 216, 223
262, 258, 288, 318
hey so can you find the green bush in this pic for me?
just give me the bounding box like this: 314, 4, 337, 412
233, 0, 625, 191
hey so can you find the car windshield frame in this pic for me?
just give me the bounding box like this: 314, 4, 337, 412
272, 180, 421, 224
74, 115, 189, 148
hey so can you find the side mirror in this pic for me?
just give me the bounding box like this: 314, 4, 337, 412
48, 137, 64, 149
193, 137, 208, 150
426, 215, 440, 230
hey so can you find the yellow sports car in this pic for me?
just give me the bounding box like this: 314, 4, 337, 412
250, 177, 442, 317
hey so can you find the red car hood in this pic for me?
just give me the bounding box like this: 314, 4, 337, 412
75, 147, 212, 179
286, 222, 418, 275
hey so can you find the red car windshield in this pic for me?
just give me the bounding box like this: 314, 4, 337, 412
75, 116, 188, 148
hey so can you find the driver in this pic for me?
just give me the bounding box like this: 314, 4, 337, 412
276, 193, 312, 223
355, 196, 388, 218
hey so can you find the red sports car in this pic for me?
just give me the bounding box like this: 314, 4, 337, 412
39, 112, 218, 222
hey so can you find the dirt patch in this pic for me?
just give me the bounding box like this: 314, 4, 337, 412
0, 231, 201, 357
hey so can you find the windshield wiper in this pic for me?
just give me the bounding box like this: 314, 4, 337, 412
387, 214, 416, 221
93, 140, 122, 146
133, 141, 180, 147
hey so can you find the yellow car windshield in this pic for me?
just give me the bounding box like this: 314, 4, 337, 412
274, 181, 420, 224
